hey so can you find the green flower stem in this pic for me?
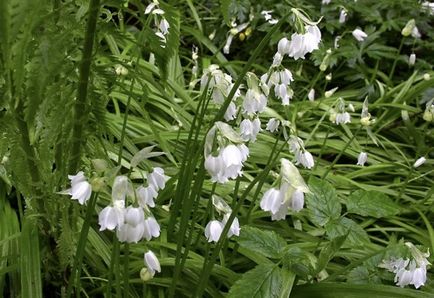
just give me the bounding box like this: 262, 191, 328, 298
322, 125, 362, 179
194, 141, 286, 297
68, 0, 101, 174
388, 38, 405, 83
65, 193, 99, 298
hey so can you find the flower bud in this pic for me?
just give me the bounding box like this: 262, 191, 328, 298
140, 268, 154, 282
401, 19, 416, 37
409, 53, 416, 66
90, 177, 105, 192
115, 64, 128, 76
423, 73, 431, 80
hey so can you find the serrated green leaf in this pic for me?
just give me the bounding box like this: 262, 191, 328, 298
306, 177, 341, 227
325, 217, 370, 246
345, 190, 400, 218
237, 226, 287, 259
347, 266, 382, 284
316, 235, 348, 274
291, 282, 432, 298
228, 264, 294, 298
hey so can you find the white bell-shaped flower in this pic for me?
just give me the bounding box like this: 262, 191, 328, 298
266, 118, 280, 132
116, 206, 146, 243
240, 118, 261, 142
224, 101, 237, 121
291, 189, 304, 212
222, 213, 241, 238
67, 171, 92, 205
204, 155, 226, 183
243, 89, 267, 115
147, 167, 167, 191
357, 152, 368, 166
117, 222, 145, 243
205, 220, 224, 242
143, 217, 161, 241
413, 157, 426, 168
352, 29, 368, 42
144, 250, 161, 276
296, 150, 315, 169
98, 201, 125, 231
260, 188, 283, 215
136, 185, 158, 208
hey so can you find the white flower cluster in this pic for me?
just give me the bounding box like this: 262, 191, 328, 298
145, 0, 170, 46
260, 159, 309, 220
380, 242, 430, 289
98, 169, 168, 243
330, 98, 352, 125
275, 25, 321, 62
288, 136, 315, 169
261, 68, 294, 105
204, 196, 240, 242
200, 64, 240, 121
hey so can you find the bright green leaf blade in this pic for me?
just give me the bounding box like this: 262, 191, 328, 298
325, 217, 370, 246
237, 226, 287, 259
306, 177, 341, 227
345, 190, 400, 218
228, 264, 293, 298
291, 282, 432, 298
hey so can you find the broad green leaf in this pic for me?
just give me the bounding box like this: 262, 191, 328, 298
325, 217, 370, 246
345, 190, 400, 218
237, 226, 287, 259
228, 264, 294, 298
291, 282, 432, 298
316, 235, 348, 274
347, 266, 381, 284
306, 177, 341, 227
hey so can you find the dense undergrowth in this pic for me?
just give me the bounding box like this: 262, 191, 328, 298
0, 0, 434, 297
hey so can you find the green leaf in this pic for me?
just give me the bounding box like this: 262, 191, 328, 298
237, 226, 287, 259
220, 0, 231, 26
306, 177, 341, 227
228, 264, 294, 298
325, 217, 370, 246
291, 282, 432, 298
345, 190, 400, 218
20, 219, 42, 298
316, 235, 348, 274
347, 266, 382, 284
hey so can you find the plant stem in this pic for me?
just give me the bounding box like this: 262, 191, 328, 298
322, 126, 362, 179
68, 0, 101, 174
388, 38, 404, 84
65, 193, 99, 298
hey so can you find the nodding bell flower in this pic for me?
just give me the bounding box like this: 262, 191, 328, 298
205, 220, 224, 242
200, 64, 238, 105
380, 242, 430, 289
260, 159, 309, 220
360, 98, 375, 126
266, 118, 280, 133
223, 22, 249, 54
64, 171, 92, 205
409, 53, 416, 66
286, 25, 322, 60
308, 89, 315, 101
352, 28, 368, 42
288, 136, 315, 169
262, 69, 294, 105
144, 250, 161, 276
145, 1, 170, 44
66, 174, 92, 202
117, 206, 146, 243
136, 185, 158, 208
413, 157, 426, 168
240, 118, 262, 142
332, 98, 351, 125
357, 152, 368, 166
339, 9, 347, 23
142, 216, 161, 241
98, 199, 126, 231
243, 72, 268, 115
147, 167, 168, 191
222, 213, 241, 237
